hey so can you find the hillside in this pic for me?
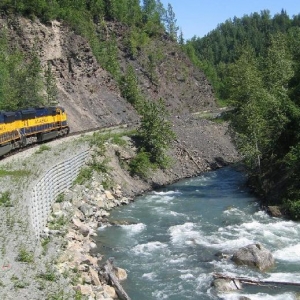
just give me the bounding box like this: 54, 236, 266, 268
0, 15, 215, 132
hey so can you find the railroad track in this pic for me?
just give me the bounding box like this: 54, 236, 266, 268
0, 122, 136, 162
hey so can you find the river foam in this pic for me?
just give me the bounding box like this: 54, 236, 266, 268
96, 167, 300, 300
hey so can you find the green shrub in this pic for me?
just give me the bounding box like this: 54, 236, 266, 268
48, 215, 67, 230
37, 270, 57, 282
129, 151, 154, 178
17, 247, 34, 263
0, 191, 11, 207
285, 199, 300, 220
56, 193, 64, 203
74, 167, 93, 185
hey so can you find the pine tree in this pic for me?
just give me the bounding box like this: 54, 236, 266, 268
44, 61, 58, 105
165, 3, 178, 40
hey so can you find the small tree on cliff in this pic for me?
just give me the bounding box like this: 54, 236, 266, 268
138, 98, 175, 167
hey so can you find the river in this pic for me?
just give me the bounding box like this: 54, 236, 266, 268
95, 167, 300, 300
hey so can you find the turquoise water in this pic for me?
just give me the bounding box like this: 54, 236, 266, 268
95, 167, 300, 300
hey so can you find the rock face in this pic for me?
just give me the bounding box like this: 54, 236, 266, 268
0, 15, 216, 133
231, 243, 275, 271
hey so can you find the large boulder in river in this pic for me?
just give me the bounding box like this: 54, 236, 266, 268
231, 243, 275, 271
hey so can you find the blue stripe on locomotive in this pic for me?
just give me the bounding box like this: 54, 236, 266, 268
0, 111, 16, 124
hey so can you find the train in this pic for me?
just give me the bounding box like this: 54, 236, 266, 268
0, 106, 69, 157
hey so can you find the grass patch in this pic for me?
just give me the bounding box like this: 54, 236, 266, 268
56, 193, 64, 203
41, 237, 50, 255
74, 167, 93, 185
13, 280, 28, 289
48, 215, 68, 230
17, 247, 34, 263
37, 269, 57, 282
0, 191, 12, 207
0, 168, 31, 178
11, 275, 28, 289
89, 130, 135, 148
35, 144, 51, 154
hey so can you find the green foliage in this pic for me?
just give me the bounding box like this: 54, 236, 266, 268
120, 65, 141, 105
285, 200, 300, 220
0, 168, 30, 178
90, 157, 110, 173
129, 150, 153, 178
165, 3, 179, 41
138, 98, 175, 167
37, 266, 57, 282
46, 290, 68, 300
192, 11, 300, 209
0, 30, 43, 110
185, 10, 300, 103
74, 167, 93, 185
0, 191, 11, 207
35, 144, 51, 154
48, 215, 67, 230
21, 47, 45, 107
98, 37, 121, 80
17, 247, 34, 263
44, 61, 58, 105
41, 237, 50, 254
125, 28, 150, 58
228, 46, 290, 173
0, 0, 175, 108
56, 193, 64, 203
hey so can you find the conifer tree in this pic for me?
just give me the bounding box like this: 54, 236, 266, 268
44, 61, 58, 105
165, 3, 178, 40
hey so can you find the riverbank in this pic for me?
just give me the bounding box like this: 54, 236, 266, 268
42, 116, 240, 299
96, 167, 300, 300
0, 116, 240, 300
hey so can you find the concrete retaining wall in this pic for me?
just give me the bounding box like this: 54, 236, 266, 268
30, 149, 90, 239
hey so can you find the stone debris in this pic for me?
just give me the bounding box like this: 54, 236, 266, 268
45, 178, 131, 299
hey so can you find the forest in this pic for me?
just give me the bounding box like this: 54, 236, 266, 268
185, 10, 300, 218
0, 1, 300, 218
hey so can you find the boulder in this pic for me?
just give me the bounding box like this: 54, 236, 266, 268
72, 218, 91, 237
89, 267, 101, 286
231, 243, 275, 271
79, 203, 95, 217
74, 284, 94, 297
115, 267, 127, 281
212, 278, 242, 292
267, 206, 283, 218
103, 285, 117, 299
105, 190, 115, 200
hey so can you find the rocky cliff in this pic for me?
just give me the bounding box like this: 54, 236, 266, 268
0, 15, 215, 132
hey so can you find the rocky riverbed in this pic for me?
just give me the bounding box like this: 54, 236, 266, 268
0, 115, 240, 300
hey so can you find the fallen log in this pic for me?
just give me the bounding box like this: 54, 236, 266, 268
213, 273, 300, 287
104, 258, 131, 300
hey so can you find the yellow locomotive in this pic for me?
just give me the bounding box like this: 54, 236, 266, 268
0, 106, 69, 156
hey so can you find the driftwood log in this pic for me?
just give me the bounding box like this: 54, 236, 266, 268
213, 273, 300, 287
103, 258, 131, 300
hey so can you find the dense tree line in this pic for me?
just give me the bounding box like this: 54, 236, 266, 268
185, 11, 300, 218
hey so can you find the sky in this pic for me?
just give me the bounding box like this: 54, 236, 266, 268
159, 0, 300, 40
